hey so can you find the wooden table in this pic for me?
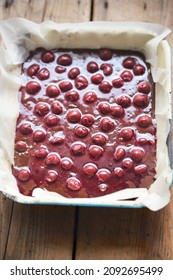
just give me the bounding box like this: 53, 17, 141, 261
0, 0, 173, 260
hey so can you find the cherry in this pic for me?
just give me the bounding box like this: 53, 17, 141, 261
75, 76, 88, 90
26, 81, 41, 95
59, 81, 73, 92
15, 141, 27, 152
130, 148, 144, 162
120, 70, 133, 82
51, 101, 63, 114
116, 95, 131, 108
83, 91, 97, 103
45, 170, 58, 183
137, 115, 151, 127
19, 123, 32, 134
68, 67, 80, 79
41, 51, 55, 63
133, 64, 145, 75
81, 114, 94, 127
26, 64, 40, 77
122, 57, 136, 69
67, 177, 81, 191
18, 169, 30, 182
74, 125, 89, 137
112, 78, 124, 88
137, 138, 148, 146
96, 168, 111, 182
45, 153, 60, 166
122, 158, 134, 170
98, 102, 110, 114
92, 133, 107, 146
113, 167, 124, 178
83, 163, 98, 177
34, 102, 49, 116
34, 147, 48, 159
55, 65, 66, 73
89, 145, 103, 159
87, 61, 99, 73
67, 109, 81, 123
36, 68, 50, 80
33, 130, 46, 142
44, 114, 59, 126
61, 158, 73, 170
120, 128, 134, 141
99, 48, 113, 60
111, 104, 124, 118
57, 54, 72, 66
91, 73, 103, 84
99, 81, 112, 93
137, 81, 151, 94
46, 85, 60, 97
100, 63, 113, 76
71, 142, 86, 156
100, 117, 115, 132
133, 94, 149, 108
49, 136, 64, 145
114, 147, 125, 160
134, 164, 148, 174
65, 90, 79, 102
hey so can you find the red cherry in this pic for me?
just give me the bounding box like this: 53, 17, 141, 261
134, 164, 148, 174
71, 142, 86, 156
67, 177, 81, 191
33, 130, 46, 142
45, 153, 60, 166
59, 81, 73, 92
46, 85, 60, 97
137, 138, 148, 146
36, 68, 50, 80
15, 141, 27, 152
137, 115, 151, 127
61, 158, 73, 170
26, 64, 40, 77
81, 114, 94, 127
87, 61, 99, 73
111, 105, 124, 118
67, 109, 81, 123
98, 102, 111, 114
120, 128, 134, 141
34, 147, 48, 159
122, 158, 134, 170
89, 145, 103, 159
19, 123, 32, 134
114, 147, 125, 160
120, 70, 133, 82
116, 95, 131, 108
45, 170, 58, 183
122, 57, 136, 69
113, 167, 124, 178
44, 114, 59, 126
96, 168, 111, 182
65, 90, 79, 102
18, 169, 30, 182
100, 63, 113, 76
83, 91, 97, 103
137, 81, 151, 94
100, 117, 115, 132
41, 51, 55, 63
26, 81, 41, 95
57, 54, 72, 66
83, 163, 98, 177
49, 136, 64, 145
55, 65, 66, 73
75, 76, 88, 90
68, 67, 80, 79
74, 125, 89, 137
99, 81, 112, 93
112, 78, 124, 88
130, 148, 144, 162
92, 133, 107, 146
51, 101, 63, 114
34, 102, 49, 116
133, 94, 149, 108
91, 73, 103, 84
99, 48, 113, 60
133, 64, 145, 75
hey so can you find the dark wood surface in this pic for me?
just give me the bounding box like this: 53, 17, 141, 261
0, 0, 173, 260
